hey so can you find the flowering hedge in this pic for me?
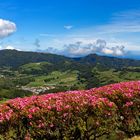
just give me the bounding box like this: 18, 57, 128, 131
91, 81, 140, 138
0, 81, 140, 139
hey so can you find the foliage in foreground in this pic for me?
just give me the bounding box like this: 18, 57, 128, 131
126, 136, 140, 140
0, 81, 140, 139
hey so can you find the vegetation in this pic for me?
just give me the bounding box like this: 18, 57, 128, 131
0, 50, 140, 139
0, 81, 140, 139
0, 50, 140, 100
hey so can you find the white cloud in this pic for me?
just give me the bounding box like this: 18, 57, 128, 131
64, 25, 73, 30
101, 46, 125, 56
102, 48, 114, 55
5, 45, 15, 50
3, 45, 20, 51
65, 39, 125, 57
43, 39, 126, 57
0, 19, 16, 38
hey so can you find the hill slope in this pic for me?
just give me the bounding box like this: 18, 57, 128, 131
0, 49, 72, 68
74, 53, 140, 69
0, 49, 140, 96
1, 49, 140, 69
0, 81, 140, 139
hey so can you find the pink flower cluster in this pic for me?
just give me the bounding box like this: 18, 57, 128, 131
0, 80, 140, 139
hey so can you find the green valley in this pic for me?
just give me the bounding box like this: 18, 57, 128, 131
0, 50, 140, 101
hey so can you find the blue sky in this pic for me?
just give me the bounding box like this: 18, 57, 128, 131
0, 0, 140, 58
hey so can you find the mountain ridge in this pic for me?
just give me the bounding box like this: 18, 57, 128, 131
1, 49, 140, 69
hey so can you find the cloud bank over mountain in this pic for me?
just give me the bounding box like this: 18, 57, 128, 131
62, 39, 125, 57
37, 39, 126, 57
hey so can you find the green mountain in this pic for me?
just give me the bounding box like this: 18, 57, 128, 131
1, 49, 140, 69
74, 53, 140, 69
0, 49, 140, 100
0, 49, 71, 68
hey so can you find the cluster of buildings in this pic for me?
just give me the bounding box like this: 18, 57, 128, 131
21, 86, 55, 94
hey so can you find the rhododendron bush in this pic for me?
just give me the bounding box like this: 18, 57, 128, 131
0, 81, 140, 139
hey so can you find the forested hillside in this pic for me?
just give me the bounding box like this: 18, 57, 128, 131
0, 49, 140, 100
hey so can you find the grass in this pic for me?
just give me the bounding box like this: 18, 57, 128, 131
97, 69, 122, 85
27, 76, 47, 87
0, 98, 8, 104
27, 70, 79, 87
96, 68, 140, 86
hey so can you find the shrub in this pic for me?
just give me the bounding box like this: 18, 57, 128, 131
91, 81, 140, 137
0, 81, 139, 139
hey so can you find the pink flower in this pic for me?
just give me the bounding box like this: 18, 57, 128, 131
125, 101, 133, 107
63, 113, 68, 117
0, 80, 139, 139
38, 123, 45, 128
65, 105, 70, 109
108, 102, 114, 108
29, 122, 33, 126
125, 93, 133, 98
28, 114, 32, 119
47, 106, 51, 110
50, 124, 54, 127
